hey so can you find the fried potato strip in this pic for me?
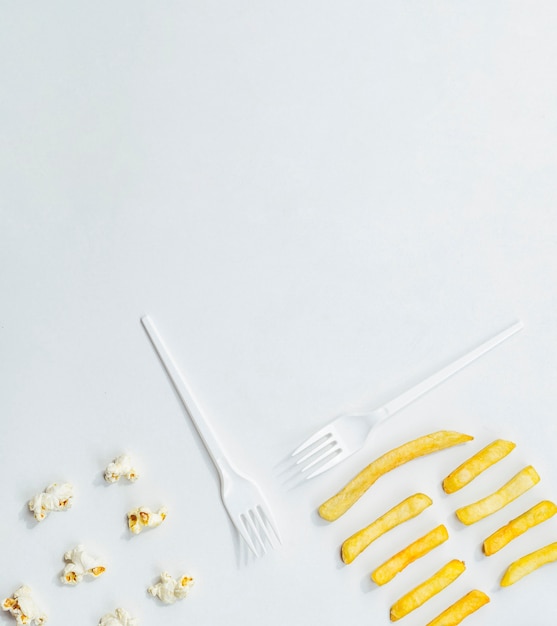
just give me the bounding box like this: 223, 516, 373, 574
426, 589, 490, 626
390, 559, 466, 621
443, 439, 515, 494
371, 524, 448, 585
483, 500, 557, 556
319, 431, 473, 522
501, 542, 557, 586
455, 466, 540, 525
341, 493, 432, 564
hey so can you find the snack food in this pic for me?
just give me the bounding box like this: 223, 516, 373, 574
2, 585, 47, 625
390, 559, 466, 621
28, 482, 74, 521
61, 544, 106, 584
442, 439, 516, 494
483, 500, 557, 556
342, 493, 432, 564
319, 431, 473, 521
455, 466, 540, 525
371, 524, 448, 585
98, 608, 137, 626
127, 506, 167, 534
148, 571, 195, 604
501, 542, 557, 586
104, 454, 139, 483
426, 589, 490, 626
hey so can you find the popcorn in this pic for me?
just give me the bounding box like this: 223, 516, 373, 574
127, 506, 167, 534
104, 454, 139, 483
2, 585, 47, 625
61, 544, 106, 585
98, 608, 137, 626
147, 571, 194, 604
28, 483, 74, 521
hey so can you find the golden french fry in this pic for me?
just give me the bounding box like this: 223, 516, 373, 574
390, 559, 466, 621
342, 493, 432, 564
443, 439, 516, 494
455, 466, 540, 525
426, 589, 490, 626
371, 524, 448, 585
501, 542, 557, 586
483, 500, 557, 555
319, 431, 473, 522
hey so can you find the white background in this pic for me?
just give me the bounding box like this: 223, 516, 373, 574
1, 2, 557, 625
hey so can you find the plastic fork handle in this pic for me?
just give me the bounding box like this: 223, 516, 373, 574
141, 315, 233, 480
380, 320, 524, 418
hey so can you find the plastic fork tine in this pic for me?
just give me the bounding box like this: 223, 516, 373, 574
291, 430, 332, 458
238, 514, 259, 556
255, 505, 279, 548
260, 502, 282, 544
305, 449, 352, 480
294, 438, 337, 468
249, 509, 267, 554
300, 445, 345, 477
246, 509, 267, 554
297, 435, 341, 466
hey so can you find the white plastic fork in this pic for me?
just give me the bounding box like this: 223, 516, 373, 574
141, 315, 280, 556
291, 320, 523, 480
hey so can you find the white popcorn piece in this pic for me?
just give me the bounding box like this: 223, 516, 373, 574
98, 608, 137, 626
147, 571, 194, 604
2, 585, 48, 625
104, 454, 139, 483
61, 544, 107, 585
127, 506, 167, 534
28, 483, 74, 521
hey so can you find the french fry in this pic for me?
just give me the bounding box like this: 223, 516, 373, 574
342, 493, 432, 564
390, 559, 466, 621
455, 466, 540, 525
371, 524, 448, 585
443, 439, 516, 494
319, 431, 473, 522
483, 500, 557, 556
426, 589, 490, 626
501, 542, 557, 587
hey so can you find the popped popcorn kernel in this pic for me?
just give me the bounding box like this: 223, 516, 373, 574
98, 607, 137, 626
148, 571, 195, 604
28, 483, 74, 521
61, 545, 107, 585
104, 455, 139, 483
2, 585, 47, 625
127, 506, 167, 534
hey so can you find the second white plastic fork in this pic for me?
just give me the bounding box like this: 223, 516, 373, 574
141, 315, 280, 556
291, 320, 523, 480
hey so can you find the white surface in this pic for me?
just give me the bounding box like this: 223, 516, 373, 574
1, 2, 557, 625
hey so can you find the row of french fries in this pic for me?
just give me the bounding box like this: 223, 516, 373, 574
318, 431, 557, 624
